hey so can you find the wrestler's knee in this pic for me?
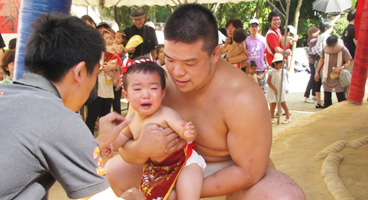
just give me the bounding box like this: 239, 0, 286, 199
226, 168, 305, 200
261, 168, 305, 200
104, 155, 142, 196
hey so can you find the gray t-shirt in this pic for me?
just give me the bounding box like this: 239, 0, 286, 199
0, 73, 109, 199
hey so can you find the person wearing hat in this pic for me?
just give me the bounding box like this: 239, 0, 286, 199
246, 18, 267, 93
266, 53, 290, 124
124, 6, 158, 60
314, 35, 352, 108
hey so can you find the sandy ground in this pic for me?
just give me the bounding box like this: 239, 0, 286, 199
48, 71, 368, 199
271, 101, 368, 200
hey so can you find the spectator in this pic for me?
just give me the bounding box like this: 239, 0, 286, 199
221, 18, 247, 66
342, 8, 356, 99
0, 49, 15, 83
85, 27, 120, 134
310, 20, 332, 108
303, 26, 320, 103
314, 35, 351, 108
246, 60, 266, 84
156, 44, 165, 66
265, 11, 291, 68
222, 28, 250, 69
0, 33, 5, 80
246, 18, 267, 93
343, 9, 356, 60
267, 53, 290, 124
124, 7, 158, 60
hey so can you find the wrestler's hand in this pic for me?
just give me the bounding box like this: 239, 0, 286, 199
182, 121, 197, 141
96, 112, 131, 149
120, 187, 145, 200
138, 124, 180, 158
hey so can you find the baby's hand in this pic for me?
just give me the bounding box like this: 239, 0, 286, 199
182, 121, 197, 141
101, 144, 115, 158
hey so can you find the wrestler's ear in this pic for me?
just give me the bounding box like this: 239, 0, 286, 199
211, 45, 221, 64
122, 90, 129, 102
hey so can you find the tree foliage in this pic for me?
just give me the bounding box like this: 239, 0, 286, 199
102, 0, 357, 46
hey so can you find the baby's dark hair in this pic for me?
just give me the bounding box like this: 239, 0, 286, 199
250, 61, 257, 67
233, 28, 247, 43
280, 26, 290, 35
123, 61, 166, 90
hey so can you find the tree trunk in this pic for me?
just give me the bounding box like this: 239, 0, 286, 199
289, 0, 303, 73
256, 0, 263, 32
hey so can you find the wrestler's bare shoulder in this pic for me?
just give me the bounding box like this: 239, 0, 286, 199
214, 61, 262, 104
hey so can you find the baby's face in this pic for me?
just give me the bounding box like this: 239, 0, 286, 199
250, 66, 257, 74
125, 72, 165, 117
115, 34, 125, 45
103, 33, 115, 46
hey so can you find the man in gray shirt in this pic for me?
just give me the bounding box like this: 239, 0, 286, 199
0, 13, 140, 199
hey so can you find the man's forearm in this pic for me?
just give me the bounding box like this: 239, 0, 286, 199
201, 164, 264, 197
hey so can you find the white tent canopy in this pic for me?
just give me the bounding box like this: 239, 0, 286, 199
72, 0, 252, 7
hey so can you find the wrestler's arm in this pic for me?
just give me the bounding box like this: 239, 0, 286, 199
164, 107, 197, 142
201, 83, 272, 197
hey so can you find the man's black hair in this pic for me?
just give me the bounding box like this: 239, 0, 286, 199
250, 61, 257, 66
25, 13, 105, 82
268, 11, 282, 23
319, 19, 332, 33
123, 62, 166, 90
347, 9, 356, 22
164, 4, 218, 55
225, 19, 243, 29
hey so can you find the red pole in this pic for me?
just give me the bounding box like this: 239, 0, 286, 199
349, 0, 368, 104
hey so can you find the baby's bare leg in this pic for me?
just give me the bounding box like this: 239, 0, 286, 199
176, 164, 203, 200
